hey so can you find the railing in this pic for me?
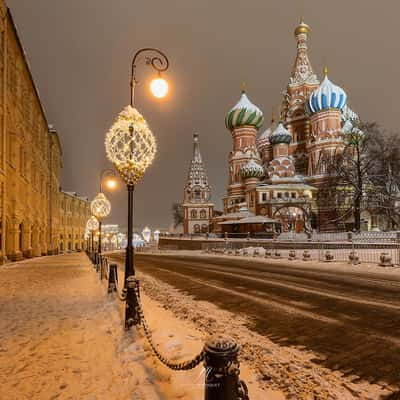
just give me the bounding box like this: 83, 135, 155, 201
201, 233, 400, 267
85, 250, 249, 399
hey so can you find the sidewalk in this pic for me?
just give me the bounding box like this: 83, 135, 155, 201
0, 253, 159, 400
0, 253, 272, 400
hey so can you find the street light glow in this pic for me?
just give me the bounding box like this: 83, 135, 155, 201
105, 177, 117, 190
150, 77, 168, 98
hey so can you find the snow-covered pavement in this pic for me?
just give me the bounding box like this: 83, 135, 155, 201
0, 253, 272, 400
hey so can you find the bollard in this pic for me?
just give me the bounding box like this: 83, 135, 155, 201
125, 276, 140, 329
348, 251, 360, 265
108, 264, 118, 293
288, 250, 296, 260
324, 250, 334, 262
302, 250, 311, 261
274, 250, 281, 259
203, 335, 248, 400
235, 248, 240, 256
96, 255, 101, 272
379, 252, 393, 267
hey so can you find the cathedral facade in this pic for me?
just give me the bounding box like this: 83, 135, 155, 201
219, 19, 366, 234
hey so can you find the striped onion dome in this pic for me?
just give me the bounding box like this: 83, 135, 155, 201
241, 159, 264, 179
225, 91, 264, 131
269, 123, 291, 145
307, 70, 347, 114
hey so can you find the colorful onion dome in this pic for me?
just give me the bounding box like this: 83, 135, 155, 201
307, 68, 347, 114
269, 123, 292, 145
225, 90, 264, 131
241, 159, 264, 179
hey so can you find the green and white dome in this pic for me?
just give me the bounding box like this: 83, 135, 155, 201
225, 91, 264, 131
241, 159, 264, 179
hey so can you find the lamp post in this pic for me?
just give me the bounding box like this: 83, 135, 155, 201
105, 48, 169, 329
90, 169, 116, 255
86, 216, 99, 253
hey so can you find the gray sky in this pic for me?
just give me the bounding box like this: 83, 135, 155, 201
7, 0, 399, 231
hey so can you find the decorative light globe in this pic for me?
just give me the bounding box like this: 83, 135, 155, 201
86, 216, 99, 232
105, 105, 157, 185
90, 193, 111, 221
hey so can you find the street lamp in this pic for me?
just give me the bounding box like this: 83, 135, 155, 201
86, 216, 99, 252
90, 169, 117, 255
105, 47, 169, 329
90, 193, 111, 254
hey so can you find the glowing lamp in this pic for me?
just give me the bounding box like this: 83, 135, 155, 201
150, 77, 168, 98
90, 192, 111, 221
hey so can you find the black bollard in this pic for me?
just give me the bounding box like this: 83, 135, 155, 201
108, 263, 118, 293
203, 335, 247, 400
125, 276, 141, 329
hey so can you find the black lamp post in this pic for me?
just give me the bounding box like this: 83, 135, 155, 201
105, 48, 169, 329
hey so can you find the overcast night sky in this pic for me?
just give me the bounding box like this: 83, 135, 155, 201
6, 0, 400, 231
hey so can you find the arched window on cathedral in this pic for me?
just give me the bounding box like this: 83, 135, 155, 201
200, 209, 206, 219
201, 224, 208, 233
190, 209, 198, 219
193, 224, 200, 234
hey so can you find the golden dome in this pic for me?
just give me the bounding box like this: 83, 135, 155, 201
294, 18, 310, 36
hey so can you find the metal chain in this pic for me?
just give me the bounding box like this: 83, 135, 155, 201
113, 268, 127, 301
133, 279, 205, 371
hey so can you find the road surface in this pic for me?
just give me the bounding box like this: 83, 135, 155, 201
111, 253, 400, 388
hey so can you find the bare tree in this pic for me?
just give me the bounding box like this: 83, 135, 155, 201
171, 203, 184, 228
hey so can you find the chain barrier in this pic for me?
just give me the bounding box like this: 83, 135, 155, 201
113, 268, 127, 301
132, 278, 205, 371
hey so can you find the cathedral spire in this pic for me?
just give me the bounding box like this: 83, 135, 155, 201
192, 132, 202, 163
289, 18, 318, 87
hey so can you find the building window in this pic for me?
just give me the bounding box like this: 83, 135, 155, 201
201, 224, 208, 233
262, 193, 267, 202
277, 192, 282, 199
200, 209, 206, 219
291, 193, 296, 199
193, 224, 200, 234
190, 209, 198, 218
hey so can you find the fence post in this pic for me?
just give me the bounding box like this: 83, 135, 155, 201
108, 263, 118, 293
203, 335, 247, 400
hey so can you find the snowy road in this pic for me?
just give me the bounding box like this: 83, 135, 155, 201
111, 252, 400, 389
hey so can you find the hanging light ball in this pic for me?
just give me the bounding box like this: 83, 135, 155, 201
105, 105, 157, 185
150, 77, 169, 98
90, 193, 111, 221
86, 216, 99, 232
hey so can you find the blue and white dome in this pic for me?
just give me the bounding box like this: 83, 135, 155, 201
269, 123, 292, 145
307, 71, 347, 114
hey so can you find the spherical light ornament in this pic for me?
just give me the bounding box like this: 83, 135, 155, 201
86, 216, 99, 232
150, 77, 168, 98
105, 177, 117, 190
90, 193, 111, 221
105, 106, 157, 185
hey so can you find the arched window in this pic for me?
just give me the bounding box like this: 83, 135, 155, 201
201, 224, 208, 233
200, 209, 207, 219
193, 224, 200, 234
190, 209, 198, 218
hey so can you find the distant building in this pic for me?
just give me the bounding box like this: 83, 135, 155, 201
182, 133, 214, 234
0, 3, 89, 261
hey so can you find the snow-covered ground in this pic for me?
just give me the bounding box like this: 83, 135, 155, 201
0, 253, 273, 400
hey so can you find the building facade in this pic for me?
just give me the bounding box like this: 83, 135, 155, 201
0, 3, 90, 261
182, 133, 214, 234
220, 20, 373, 234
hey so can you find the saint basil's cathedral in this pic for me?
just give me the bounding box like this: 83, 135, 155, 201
183, 19, 368, 235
